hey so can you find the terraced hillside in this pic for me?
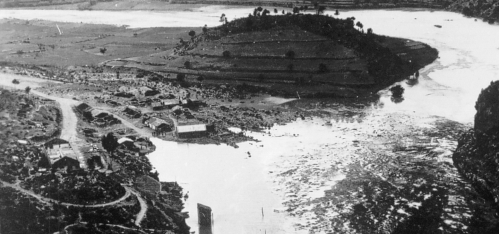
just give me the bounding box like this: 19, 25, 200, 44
105, 14, 437, 97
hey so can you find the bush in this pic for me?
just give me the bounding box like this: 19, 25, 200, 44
390, 85, 404, 98
188, 30, 196, 37
184, 61, 192, 69
285, 50, 295, 59
222, 50, 231, 58
12, 79, 19, 84
177, 73, 186, 81
99, 48, 107, 54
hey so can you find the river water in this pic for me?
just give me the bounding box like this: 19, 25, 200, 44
2, 7, 498, 234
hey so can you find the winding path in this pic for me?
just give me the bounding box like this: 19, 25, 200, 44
128, 188, 148, 227
1, 72, 150, 226
0, 180, 133, 208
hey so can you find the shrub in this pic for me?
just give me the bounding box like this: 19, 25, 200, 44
12, 79, 19, 84
285, 50, 295, 59
184, 61, 192, 69
390, 85, 404, 98
177, 73, 186, 81
222, 50, 231, 58
99, 48, 107, 54
188, 30, 196, 37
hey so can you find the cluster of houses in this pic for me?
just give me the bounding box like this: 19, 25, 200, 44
76, 103, 121, 127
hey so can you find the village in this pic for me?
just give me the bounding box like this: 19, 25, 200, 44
0, 60, 304, 233
0, 68, 192, 233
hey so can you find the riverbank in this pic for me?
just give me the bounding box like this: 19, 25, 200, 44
0, 0, 445, 11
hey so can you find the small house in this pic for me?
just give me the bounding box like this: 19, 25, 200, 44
176, 124, 207, 138
123, 106, 142, 118
52, 156, 80, 172
76, 103, 92, 113
145, 117, 172, 135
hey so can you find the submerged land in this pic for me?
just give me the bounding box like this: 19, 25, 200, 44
2, 3, 499, 234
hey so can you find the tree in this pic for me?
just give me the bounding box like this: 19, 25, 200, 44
184, 61, 192, 69
262, 9, 270, 16
367, 28, 373, 35
293, 7, 300, 14
285, 50, 296, 59
274, 8, 278, 14
99, 47, 107, 54
356, 21, 363, 31
222, 50, 231, 58
335, 9, 339, 15
202, 25, 208, 33
317, 6, 326, 15
12, 79, 19, 84
25, 86, 31, 96
390, 85, 404, 98
462, 6, 473, 17
188, 30, 196, 37
282, 10, 285, 14
197, 76, 205, 82
101, 133, 118, 155
257, 6, 263, 12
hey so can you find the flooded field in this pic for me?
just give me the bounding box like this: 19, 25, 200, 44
2, 7, 498, 234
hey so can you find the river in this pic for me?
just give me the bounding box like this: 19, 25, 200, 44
2, 7, 497, 234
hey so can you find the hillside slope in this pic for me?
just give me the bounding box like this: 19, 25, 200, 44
453, 81, 499, 233
448, 0, 499, 22
105, 13, 437, 97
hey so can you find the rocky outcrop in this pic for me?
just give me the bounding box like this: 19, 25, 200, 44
448, 0, 499, 23
454, 81, 499, 218
475, 81, 499, 134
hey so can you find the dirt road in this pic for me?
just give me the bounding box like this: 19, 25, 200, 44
0, 180, 132, 208
0, 73, 86, 167
128, 188, 148, 227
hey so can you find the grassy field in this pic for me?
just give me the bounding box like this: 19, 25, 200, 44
0, 19, 198, 68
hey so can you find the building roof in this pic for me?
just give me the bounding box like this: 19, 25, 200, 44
76, 103, 92, 112
162, 99, 179, 105
148, 117, 168, 127
118, 137, 134, 144
177, 124, 207, 133
90, 109, 106, 117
